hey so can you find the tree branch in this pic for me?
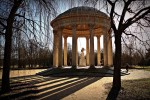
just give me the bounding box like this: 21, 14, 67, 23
123, 31, 143, 42
0, 31, 5, 35
0, 20, 6, 28
118, 0, 133, 31
107, 0, 117, 32
124, 6, 150, 29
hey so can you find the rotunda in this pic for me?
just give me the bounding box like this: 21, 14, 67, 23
51, 6, 113, 68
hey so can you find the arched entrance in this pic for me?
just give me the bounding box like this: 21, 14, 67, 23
51, 6, 113, 68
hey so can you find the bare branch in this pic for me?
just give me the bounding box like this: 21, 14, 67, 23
123, 31, 142, 42
118, 0, 133, 31
108, 0, 117, 32
124, 6, 150, 29
107, 0, 113, 5
0, 20, 6, 28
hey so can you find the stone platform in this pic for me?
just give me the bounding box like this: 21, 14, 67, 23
36, 66, 128, 77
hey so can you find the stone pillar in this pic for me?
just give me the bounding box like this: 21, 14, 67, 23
64, 36, 67, 66
89, 24, 95, 68
58, 28, 63, 68
53, 32, 57, 67
108, 32, 113, 66
104, 34, 108, 66
55, 35, 59, 67
97, 35, 101, 66
76, 38, 78, 66
72, 25, 77, 69
86, 36, 89, 66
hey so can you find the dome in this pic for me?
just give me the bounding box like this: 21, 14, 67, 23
55, 6, 109, 19
51, 6, 110, 37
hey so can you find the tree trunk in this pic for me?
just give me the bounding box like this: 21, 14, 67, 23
113, 32, 122, 90
1, 1, 22, 93
2, 28, 13, 92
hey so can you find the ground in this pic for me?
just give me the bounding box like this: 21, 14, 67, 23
0, 68, 150, 100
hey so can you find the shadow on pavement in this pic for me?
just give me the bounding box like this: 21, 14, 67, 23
0, 75, 102, 100
0, 67, 129, 99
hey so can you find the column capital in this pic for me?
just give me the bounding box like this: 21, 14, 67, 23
96, 35, 101, 38
86, 36, 90, 39
71, 24, 77, 29
55, 26, 64, 31
63, 35, 68, 39
88, 24, 95, 29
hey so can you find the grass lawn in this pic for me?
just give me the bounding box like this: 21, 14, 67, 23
105, 78, 150, 100
130, 66, 150, 71
144, 68, 150, 71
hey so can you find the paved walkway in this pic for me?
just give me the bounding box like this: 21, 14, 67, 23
62, 69, 150, 100
35, 69, 150, 100
0, 69, 150, 100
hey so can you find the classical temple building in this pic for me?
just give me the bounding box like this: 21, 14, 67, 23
51, 6, 113, 68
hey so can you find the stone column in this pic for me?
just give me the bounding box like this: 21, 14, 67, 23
55, 34, 59, 67
104, 34, 108, 66
76, 38, 78, 66
58, 28, 63, 68
72, 25, 77, 69
64, 36, 67, 66
53, 32, 57, 67
108, 32, 113, 66
89, 24, 95, 68
97, 35, 101, 66
86, 36, 89, 66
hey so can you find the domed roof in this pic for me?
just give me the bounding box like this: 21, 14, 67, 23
55, 6, 108, 20
51, 6, 110, 36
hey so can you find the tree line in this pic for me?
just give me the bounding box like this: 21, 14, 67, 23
0, 37, 53, 69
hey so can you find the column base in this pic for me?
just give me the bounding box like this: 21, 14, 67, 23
58, 66, 62, 68
71, 65, 77, 69
89, 65, 95, 69
108, 65, 113, 67
53, 66, 58, 68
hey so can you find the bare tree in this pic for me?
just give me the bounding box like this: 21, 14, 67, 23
85, 0, 150, 89
0, 0, 56, 92
105, 0, 150, 91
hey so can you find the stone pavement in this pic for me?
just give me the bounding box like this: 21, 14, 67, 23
0, 69, 150, 100
62, 69, 150, 100
36, 69, 150, 100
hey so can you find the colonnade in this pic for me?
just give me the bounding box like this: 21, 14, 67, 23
53, 25, 113, 68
